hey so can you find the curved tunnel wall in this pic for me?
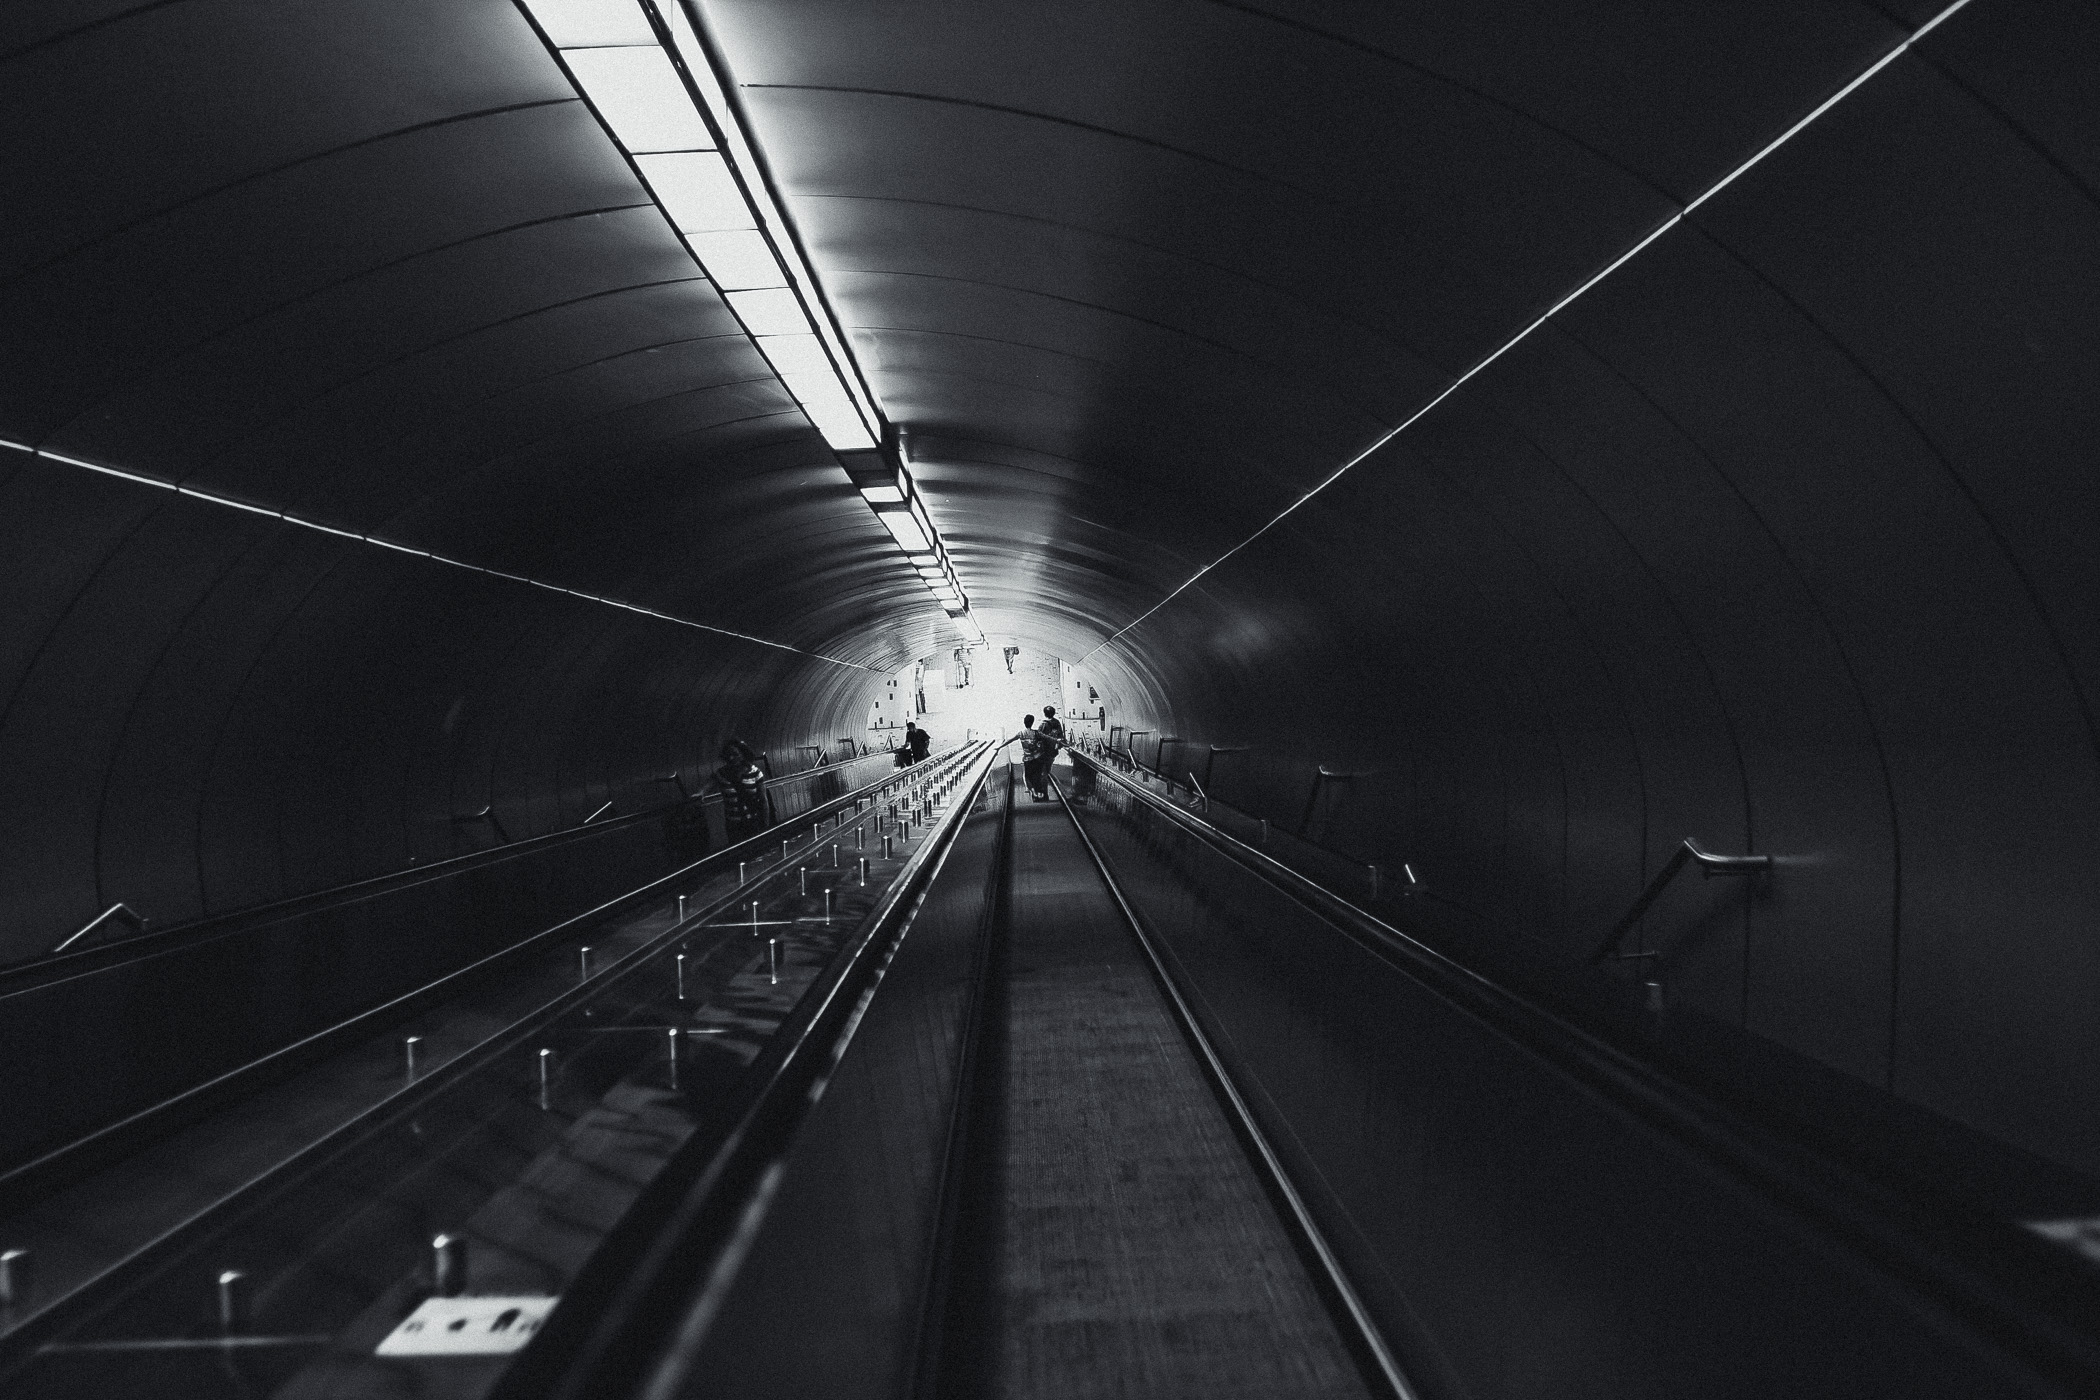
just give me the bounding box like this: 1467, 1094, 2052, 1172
1101, 9, 2100, 1177
0, 449, 895, 964
4, 0, 2097, 1194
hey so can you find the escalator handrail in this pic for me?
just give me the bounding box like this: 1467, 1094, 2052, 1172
0, 748, 970, 1209
1068, 752, 2100, 1396
4, 746, 942, 985
0, 746, 988, 1367
491, 743, 1002, 1400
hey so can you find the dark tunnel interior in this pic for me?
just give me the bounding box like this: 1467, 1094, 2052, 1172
4, 0, 2100, 1386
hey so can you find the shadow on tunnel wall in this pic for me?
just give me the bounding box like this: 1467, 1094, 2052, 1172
1101, 2, 2100, 1181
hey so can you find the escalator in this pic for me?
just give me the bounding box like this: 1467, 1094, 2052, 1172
586, 751, 2100, 1400
0, 745, 986, 1399
12, 741, 2100, 1399
927, 779, 1393, 1398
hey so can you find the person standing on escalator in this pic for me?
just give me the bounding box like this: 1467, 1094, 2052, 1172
1001, 714, 1050, 801
1038, 705, 1066, 776
714, 740, 771, 845
908, 721, 931, 765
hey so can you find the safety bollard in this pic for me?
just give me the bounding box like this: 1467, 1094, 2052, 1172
858, 856, 869, 885
578, 946, 591, 979
403, 1035, 423, 1081
217, 1269, 251, 1332
676, 953, 688, 1000
432, 1234, 468, 1298
0, 1249, 32, 1309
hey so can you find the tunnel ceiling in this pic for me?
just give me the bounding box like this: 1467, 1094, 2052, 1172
1, 0, 1945, 673
705, 0, 1928, 663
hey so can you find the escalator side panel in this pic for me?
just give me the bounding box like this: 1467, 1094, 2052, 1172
1064, 780, 2042, 1400
668, 768, 1011, 1399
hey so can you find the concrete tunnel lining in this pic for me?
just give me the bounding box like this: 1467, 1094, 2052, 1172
1, 0, 2098, 1198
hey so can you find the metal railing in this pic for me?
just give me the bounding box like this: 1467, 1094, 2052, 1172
1586, 838, 1772, 967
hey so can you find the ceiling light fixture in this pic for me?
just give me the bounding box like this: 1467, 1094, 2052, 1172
517, 0, 879, 451
876, 509, 932, 555
521, 0, 980, 637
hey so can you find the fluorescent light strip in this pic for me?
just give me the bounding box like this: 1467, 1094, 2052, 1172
517, 0, 878, 452
1081, 0, 1973, 664
562, 44, 716, 153
645, 0, 882, 442
876, 508, 932, 554
21, 445, 875, 670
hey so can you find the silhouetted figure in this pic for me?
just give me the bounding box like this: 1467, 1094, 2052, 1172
895, 722, 921, 767
908, 722, 931, 764
714, 740, 770, 844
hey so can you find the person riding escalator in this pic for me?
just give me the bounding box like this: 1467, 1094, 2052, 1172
714, 740, 772, 844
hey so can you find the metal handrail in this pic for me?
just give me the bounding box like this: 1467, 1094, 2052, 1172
1202, 742, 1250, 792
0, 745, 982, 1235
495, 744, 1002, 1400
583, 801, 615, 825
450, 805, 512, 845
1061, 757, 2096, 1395
12, 750, 962, 985
1586, 839, 1772, 967
49, 904, 148, 956
1186, 770, 1208, 811
1298, 763, 1372, 837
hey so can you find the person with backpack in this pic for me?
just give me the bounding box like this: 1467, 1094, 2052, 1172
713, 740, 771, 844
1038, 705, 1066, 763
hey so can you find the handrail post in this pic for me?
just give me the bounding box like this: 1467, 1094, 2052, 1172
451, 805, 511, 846
50, 902, 149, 955
1588, 838, 1772, 966
1187, 771, 1207, 812
1203, 743, 1250, 794
1298, 764, 1371, 838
